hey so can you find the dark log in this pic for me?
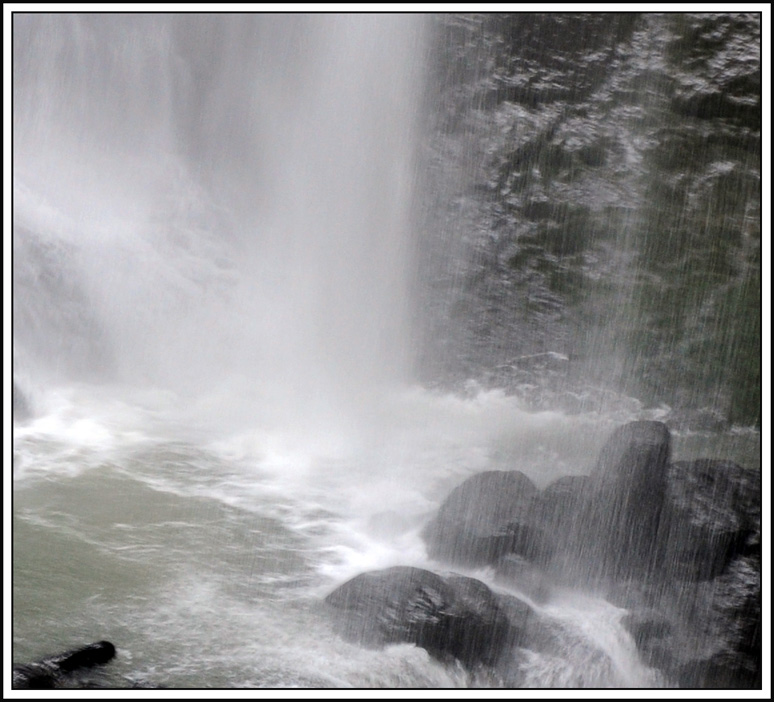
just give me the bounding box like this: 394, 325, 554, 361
13, 641, 116, 689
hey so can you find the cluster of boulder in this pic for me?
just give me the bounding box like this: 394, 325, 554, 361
324, 421, 761, 688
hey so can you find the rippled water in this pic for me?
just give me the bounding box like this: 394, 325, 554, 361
12, 382, 759, 688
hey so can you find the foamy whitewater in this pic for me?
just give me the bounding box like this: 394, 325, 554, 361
11, 14, 760, 689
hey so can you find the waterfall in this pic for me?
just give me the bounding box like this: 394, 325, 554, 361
13, 14, 426, 435
12, 12, 761, 690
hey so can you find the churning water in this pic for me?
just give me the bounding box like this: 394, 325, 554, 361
11, 13, 761, 690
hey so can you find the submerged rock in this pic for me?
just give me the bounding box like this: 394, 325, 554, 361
324, 566, 519, 668
13, 640, 116, 689
421, 470, 552, 568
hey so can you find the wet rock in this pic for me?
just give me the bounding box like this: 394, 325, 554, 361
480, 13, 640, 107
667, 13, 761, 127
620, 608, 674, 671
531, 474, 593, 571
672, 553, 761, 688
423, 14, 760, 426
592, 420, 671, 501
324, 566, 516, 668
664, 407, 729, 433
622, 610, 672, 641
13, 641, 116, 689
660, 459, 761, 581
421, 470, 552, 568
445, 573, 520, 658
495, 591, 535, 636
587, 421, 671, 578
407, 419, 760, 687
608, 533, 761, 687
503, 605, 640, 688
539, 474, 592, 512
494, 554, 551, 604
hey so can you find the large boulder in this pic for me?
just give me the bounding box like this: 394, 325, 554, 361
608, 454, 761, 688
586, 421, 671, 579
324, 566, 518, 668
618, 553, 762, 689
591, 420, 670, 511
536, 474, 592, 522
529, 473, 593, 577
392, 419, 760, 687
658, 459, 761, 687
660, 459, 760, 582
673, 553, 761, 688
421, 470, 552, 568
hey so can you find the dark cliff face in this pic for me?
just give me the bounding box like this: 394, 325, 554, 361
417, 12, 761, 426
